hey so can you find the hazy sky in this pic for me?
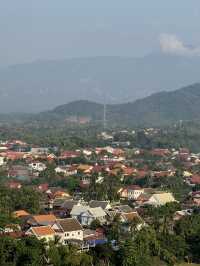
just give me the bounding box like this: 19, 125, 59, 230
0, 0, 200, 66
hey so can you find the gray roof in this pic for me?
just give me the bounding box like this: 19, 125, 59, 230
61, 200, 79, 210
70, 205, 90, 216
115, 205, 133, 213
53, 198, 67, 208
57, 218, 82, 232
89, 200, 110, 210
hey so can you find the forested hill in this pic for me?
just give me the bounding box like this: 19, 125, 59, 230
39, 83, 200, 126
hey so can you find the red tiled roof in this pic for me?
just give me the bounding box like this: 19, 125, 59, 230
33, 214, 56, 224
32, 226, 55, 236
191, 175, 200, 185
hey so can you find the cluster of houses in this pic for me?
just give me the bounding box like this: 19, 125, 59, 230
2, 199, 145, 250
1, 136, 200, 249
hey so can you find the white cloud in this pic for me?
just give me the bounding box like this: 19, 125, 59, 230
159, 33, 200, 56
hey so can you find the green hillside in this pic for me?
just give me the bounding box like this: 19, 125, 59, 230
39, 83, 200, 126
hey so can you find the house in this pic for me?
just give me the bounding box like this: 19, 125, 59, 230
60, 151, 81, 159
114, 205, 134, 213
120, 211, 144, 231
152, 170, 175, 178
8, 165, 31, 181
83, 149, 93, 156
26, 226, 55, 242
30, 147, 49, 155
7, 181, 22, 189
52, 218, 83, 244
123, 167, 137, 176
29, 162, 46, 172
190, 191, 200, 206
144, 192, 176, 207
118, 187, 129, 199
47, 153, 57, 161
70, 204, 107, 226
119, 185, 144, 200
55, 165, 77, 176
5, 151, 25, 161
70, 204, 90, 222
38, 183, 49, 193
173, 209, 192, 221
81, 207, 107, 226
80, 176, 90, 188
77, 164, 93, 174
13, 210, 30, 219
83, 228, 107, 247
151, 149, 170, 157
27, 214, 57, 227
0, 156, 5, 166
190, 175, 200, 185
89, 201, 112, 211
60, 200, 79, 213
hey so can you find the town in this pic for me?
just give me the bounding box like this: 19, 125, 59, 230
0, 126, 200, 265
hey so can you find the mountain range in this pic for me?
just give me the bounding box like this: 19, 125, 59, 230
37, 83, 200, 126
1, 54, 200, 112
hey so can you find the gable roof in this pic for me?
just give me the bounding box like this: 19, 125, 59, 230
61, 200, 79, 210
70, 205, 90, 216
31, 226, 55, 237
32, 214, 56, 224
121, 212, 142, 223
115, 205, 133, 213
13, 210, 30, 218
191, 175, 200, 185
57, 218, 83, 232
89, 200, 110, 210
88, 207, 106, 218
150, 192, 176, 205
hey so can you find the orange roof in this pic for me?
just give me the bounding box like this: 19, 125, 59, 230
32, 226, 55, 236
13, 210, 30, 218
33, 214, 56, 223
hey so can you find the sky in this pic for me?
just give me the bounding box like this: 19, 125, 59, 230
0, 0, 200, 66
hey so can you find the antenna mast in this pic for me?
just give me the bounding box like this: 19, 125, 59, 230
103, 101, 107, 130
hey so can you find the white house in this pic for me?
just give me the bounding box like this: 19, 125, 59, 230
81, 207, 107, 226
29, 162, 46, 172
55, 165, 77, 176
127, 186, 144, 200
119, 186, 144, 200
30, 147, 49, 155
0, 156, 5, 166
70, 204, 107, 226
52, 218, 83, 245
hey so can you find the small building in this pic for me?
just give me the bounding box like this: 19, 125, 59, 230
52, 218, 83, 244
71, 205, 106, 226
26, 226, 55, 242
29, 162, 46, 172
27, 214, 57, 227
144, 192, 176, 207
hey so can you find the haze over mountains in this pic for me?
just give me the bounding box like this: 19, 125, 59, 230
1, 54, 200, 113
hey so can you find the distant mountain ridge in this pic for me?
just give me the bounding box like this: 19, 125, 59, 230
1, 55, 200, 112
40, 83, 200, 126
